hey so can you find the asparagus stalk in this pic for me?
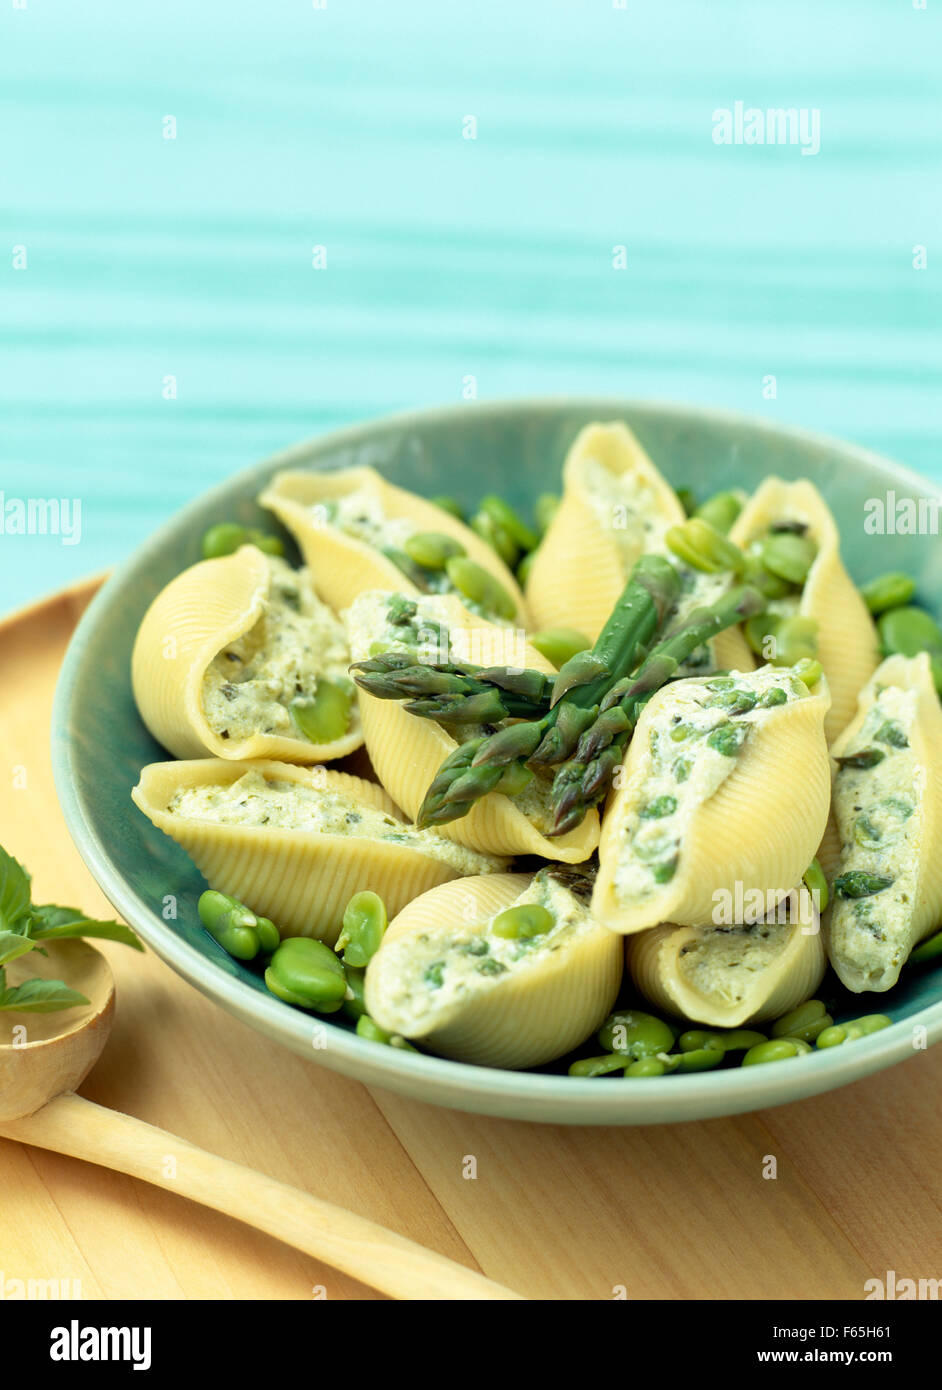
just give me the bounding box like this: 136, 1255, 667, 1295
548, 584, 767, 834
351, 654, 552, 723
416, 555, 681, 826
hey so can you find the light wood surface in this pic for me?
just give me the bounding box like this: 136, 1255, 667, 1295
1, 579, 940, 1301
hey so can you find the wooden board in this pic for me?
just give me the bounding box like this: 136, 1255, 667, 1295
1, 581, 940, 1301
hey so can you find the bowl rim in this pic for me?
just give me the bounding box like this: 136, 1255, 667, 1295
52, 395, 942, 1123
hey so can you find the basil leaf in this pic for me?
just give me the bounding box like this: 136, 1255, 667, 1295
0, 931, 38, 967
29, 906, 143, 952
0, 846, 32, 933
0, 977, 90, 1012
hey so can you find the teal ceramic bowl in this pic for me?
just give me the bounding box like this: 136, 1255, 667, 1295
53, 399, 942, 1124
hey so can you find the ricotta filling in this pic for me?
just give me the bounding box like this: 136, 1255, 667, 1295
168, 770, 501, 877
367, 869, 595, 1033
830, 685, 921, 978
314, 485, 415, 552
612, 666, 810, 905
201, 557, 355, 744
677, 920, 792, 1008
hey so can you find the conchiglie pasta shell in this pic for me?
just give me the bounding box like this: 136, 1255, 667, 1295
525, 422, 684, 640
365, 874, 623, 1068
353, 595, 600, 861
592, 677, 832, 934
729, 478, 879, 743
627, 892, 826, 1027
258, 466, 528, 625
131, 760, 504, 945
826, 652, 942, 991
131, 545, 363, 764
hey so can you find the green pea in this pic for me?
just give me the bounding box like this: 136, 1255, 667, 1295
491, 904, 554, 940
759, 533, 817, 587
770, 616, 818, 666
197, 891, 263, 961
290, 679, 354, 744
676, 487, 698, 518
624, 1057, 675, 1078
802, 859, 829, 913
480, 495, 539, 552
336, 891, 388, 968
264, 937, 348, 1012
403, 531, 466, 571
669, 722, 696, 742
445, 557, 516, 621
245, 527, 285, 557
742, 1038, 812, 1066
652, 856, 678, 884
695, 491, 742, 535
878, 605, 942, 658
341, 965, 367, 1020
665, 519, 744, 574
430, 495, 465, 521
201, 522, 250, 559
535, 492, 560, 535
568, 1054, 630, 1078
640, 795, 678, 819
816, 1015, 891, 1048
598, 1009, 675, 1059
529, 627, 592, 668
744, 613, 780, 659
833, 871, 894, 899
674, 1047, 724, 1072
860, 572, 916, 615
770, 999, 832, 1042
706, 723, 748, 756
910, 928, 942, 964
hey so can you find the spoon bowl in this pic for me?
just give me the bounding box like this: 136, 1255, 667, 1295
0, 939, 114, 1123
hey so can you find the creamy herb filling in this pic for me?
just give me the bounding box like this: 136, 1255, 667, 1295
677, 920, 793, 1008
168, 770, 501, 876
612, 666, 810, 904
830, 686, 921, 978
368, 869, 594, 1030
201, 556, 354, 744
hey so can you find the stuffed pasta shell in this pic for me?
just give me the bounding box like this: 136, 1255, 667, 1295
132, 545, 362, 764
258, 465, 528, 625
344, 589, 600, 861
131, 760, 506, 944
628, 887, 826, 1027
729, 477, 880, 743
826, 653, 942, 992
592, 665, 831, 933
364, 867, 622, 1068
525, 421, 753, 674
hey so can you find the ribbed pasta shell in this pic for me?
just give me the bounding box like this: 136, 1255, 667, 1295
592, 675, 832, 933
349, 593, 600, 862
131, 545, 363, 764
729, 478, 880, 743
524, 421, 753, 672
365, 874, 623, 1068
627, 889, 826, 1027
131, 760, 506, 944
258, 465, 529, 625
826, 652, 942, 991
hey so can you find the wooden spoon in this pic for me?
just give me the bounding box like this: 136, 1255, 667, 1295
0, 940, 522, 1301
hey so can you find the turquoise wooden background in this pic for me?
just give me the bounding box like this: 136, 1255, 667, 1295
2, 0, 940, 612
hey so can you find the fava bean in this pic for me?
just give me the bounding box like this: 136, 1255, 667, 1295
201, 522, 285, 560
910, 928, 942, 964
264, 937, 347, 1012
676, 488, 698, 518
336, 891, 388, 968
430, 495, 465, 521
860, 571, 916, 615
674, 1047, 724, 1072
793, 656, 824, 689
529, 627, 592, 668
759, 533, 817, 587
491, 904, 554, 940
742, 1038, 812, 1066
290, 679, 354, 744
471, 510, 518, 566
198, 890, 263, 961
816, 1015, 891, 1048
771, 616, 818, 666
568, 1054, 630, 1078
404, 531, 466, 570
624, 1057, 675, 1078
770, 999, 832, 1043
597, 1009, 676, 1059
535, 492, 560, 534
665, 519, 744, 574
878, 605, 942, 659
445, 557, 516, 620
802, 859, 829, 913
341, 965, 367, 1021
480, 495, 539, 552
695, 491, 742, 535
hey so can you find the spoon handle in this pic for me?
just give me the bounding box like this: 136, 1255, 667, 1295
1, 1093, 522, 1301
